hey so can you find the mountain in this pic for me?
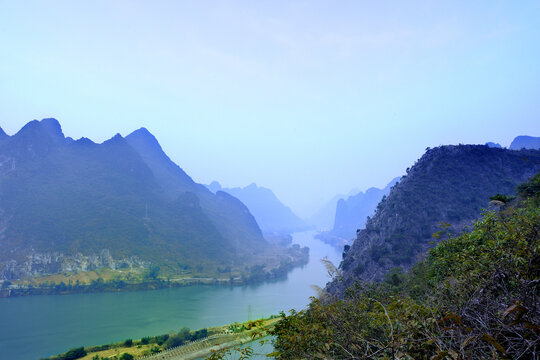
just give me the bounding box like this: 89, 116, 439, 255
306, 188, 360, 231
485, 141, 502, 148
206, 182, 308, 234
125, 129, 266, 248
315, 178, 399, 248
509, 135, 540, 150
0, 119, 305, 285
328, 145, 540, 293
272, 175, 540, 360
332, 177, 400, 239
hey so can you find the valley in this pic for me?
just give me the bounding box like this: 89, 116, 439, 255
0, 231, 340, 360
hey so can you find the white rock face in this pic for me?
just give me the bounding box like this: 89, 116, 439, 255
0, 249, 148, 280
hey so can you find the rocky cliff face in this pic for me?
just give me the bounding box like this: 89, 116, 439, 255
1, 250, 148, 280
327, 145, 540, 295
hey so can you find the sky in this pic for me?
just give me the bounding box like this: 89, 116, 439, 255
1, 1, 539, 218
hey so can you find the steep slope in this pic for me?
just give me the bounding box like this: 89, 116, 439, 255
306, 187, 360, 231
272, 175, 540, 360
0, 119, 296, 284
315, 178, 399, 247
331, 177, 400, 239
206, 182, 308, 234
329, 145, 540, 292
509, 135, 540, 150
126, 129, 266, 250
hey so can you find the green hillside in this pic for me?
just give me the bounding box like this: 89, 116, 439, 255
271, 172, 540, 359
0, 119, 306, 290
330, 145, 540, 292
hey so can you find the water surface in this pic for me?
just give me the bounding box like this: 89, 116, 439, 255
0, 231, 342, 360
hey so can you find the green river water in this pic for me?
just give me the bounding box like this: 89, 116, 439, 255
0, 231, 342, 360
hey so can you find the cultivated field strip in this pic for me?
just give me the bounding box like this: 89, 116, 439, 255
140, 332, 256, 360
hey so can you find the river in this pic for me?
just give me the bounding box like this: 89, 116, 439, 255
0, 231, 342, 360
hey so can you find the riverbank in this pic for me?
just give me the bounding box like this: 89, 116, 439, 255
0, 247, 309, 298
0, 231, 341, 360
45, 317, 280, 360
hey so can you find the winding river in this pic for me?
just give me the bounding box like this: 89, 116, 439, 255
0, 231, 342, 360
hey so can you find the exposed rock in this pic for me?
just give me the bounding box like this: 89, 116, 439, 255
0, 249, 148, 280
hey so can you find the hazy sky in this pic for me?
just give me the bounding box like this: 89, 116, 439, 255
1, 1, 539, 217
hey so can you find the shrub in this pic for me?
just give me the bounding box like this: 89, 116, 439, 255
60, 347, 86, 360
271, 174, 540, 359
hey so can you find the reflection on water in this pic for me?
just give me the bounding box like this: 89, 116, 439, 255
0, 231, 341, 360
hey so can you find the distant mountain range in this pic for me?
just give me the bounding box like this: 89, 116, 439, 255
206, 181, 308, 234
484, 135, 539, 150
328, 145, 540, 293
509, 135, 540, 150
315, 178, 399, 247
306, 188, 360, 231
0, 119, 306, 285
318, 135, 539, 249
332, 177, 400, 239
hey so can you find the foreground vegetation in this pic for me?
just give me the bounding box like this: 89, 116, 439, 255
44, 317, 278, 360
42, 172, 540, 360
268, 173, 539, 359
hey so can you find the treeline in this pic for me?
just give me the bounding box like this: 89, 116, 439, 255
43, 326, 211, 360
2, 277, 172, 297
2, 248, 309, 298
141, 327, 208, 349
270, 173, 540, 359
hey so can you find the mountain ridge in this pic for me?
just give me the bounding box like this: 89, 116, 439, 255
0, 119, 305, 289
509, 135, 540, 150
206, 181, 308, 234
328, 144, 540, 294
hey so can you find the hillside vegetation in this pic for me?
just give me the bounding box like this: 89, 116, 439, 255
331, 145, 540, 290
0, 119, 307, 293
270, 173, 540, 359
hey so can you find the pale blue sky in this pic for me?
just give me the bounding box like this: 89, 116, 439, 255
1, 1, 539, 217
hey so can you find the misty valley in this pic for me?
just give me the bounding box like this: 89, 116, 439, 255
3, 2, 540, 359
0, 119, 538, 360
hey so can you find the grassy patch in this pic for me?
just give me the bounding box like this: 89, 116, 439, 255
45, 316, 280, 360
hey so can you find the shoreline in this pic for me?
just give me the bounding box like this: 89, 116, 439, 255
45, 317, 280, 360
0, 256, 309, 298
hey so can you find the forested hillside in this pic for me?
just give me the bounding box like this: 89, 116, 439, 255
330, 145, 540, 290
271, 172, 540, 359
0, 119, 306, 289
